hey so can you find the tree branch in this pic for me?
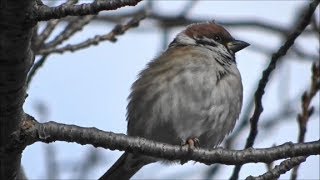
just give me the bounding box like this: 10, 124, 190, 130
33, 0, 142, 21
291, 62, 320, 179
297, 62, 320, 144
44, 15, 95, 49
32, 0, 79, 50
0, 0, 35, 179
37, 13, 146, 55
4, 114, 320, 168
33, 19, 60, 50
178, 0, 198, 17
95, 12, 315, 36
229, 1, 320, 179
246, 156, 307, 180
249, 43, 319, 62
27, 55, 49, 87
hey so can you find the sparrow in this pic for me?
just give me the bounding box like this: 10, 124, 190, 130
100, 21, 249, 180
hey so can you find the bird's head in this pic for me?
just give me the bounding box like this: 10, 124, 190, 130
170, 21, 250, 56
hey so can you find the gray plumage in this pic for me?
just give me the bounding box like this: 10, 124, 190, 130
100, 22, 248, 180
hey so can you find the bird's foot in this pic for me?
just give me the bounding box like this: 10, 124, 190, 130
180, 137, 200, 165
185, 138, 200, 150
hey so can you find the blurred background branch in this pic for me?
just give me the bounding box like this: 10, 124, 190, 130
33, 102, 58, 179
230, 1, 319, 179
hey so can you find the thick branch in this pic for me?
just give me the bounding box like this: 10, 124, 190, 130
33, 0, 142, 21
230, 1, 319, 179
5, 115, 320, 166
0, 0, 35, 179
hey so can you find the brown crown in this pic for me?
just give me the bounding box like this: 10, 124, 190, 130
184, 22, 234, 42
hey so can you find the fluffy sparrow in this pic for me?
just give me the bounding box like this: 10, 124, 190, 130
100, 21, 249, 180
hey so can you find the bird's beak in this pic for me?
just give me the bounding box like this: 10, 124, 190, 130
227, 40, 250, 53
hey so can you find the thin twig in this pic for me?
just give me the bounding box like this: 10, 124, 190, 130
246, 156, 307, 180
32, 0, 79, 51
229, 1, 320, 179
291, 62, 320, 179
33, 19, 60, 50
27, 55, 49, 87
44, 15, 95, 49
297, 63, 320, 143
38, 14, 146, 55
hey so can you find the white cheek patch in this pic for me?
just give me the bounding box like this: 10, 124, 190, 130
174, 32, 233, 63
176, 33, 196, 45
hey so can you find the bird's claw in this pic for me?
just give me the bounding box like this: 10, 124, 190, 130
180, 137, 200, 165
183, 137, 200, 150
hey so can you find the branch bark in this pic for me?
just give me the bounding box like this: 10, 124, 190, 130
5, 114, 320, 167
37, 13, 146, 55
246, 156, 307, 180
291, 62, 320, 179
33, 0, 142, 21
0, 0, 35, 179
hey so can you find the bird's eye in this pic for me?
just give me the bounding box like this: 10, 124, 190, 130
214, 36, 221, 41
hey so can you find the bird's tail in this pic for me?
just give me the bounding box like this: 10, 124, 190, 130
99, 152, 154, 180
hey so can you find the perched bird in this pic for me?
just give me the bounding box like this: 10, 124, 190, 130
100, 21, 249, 180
